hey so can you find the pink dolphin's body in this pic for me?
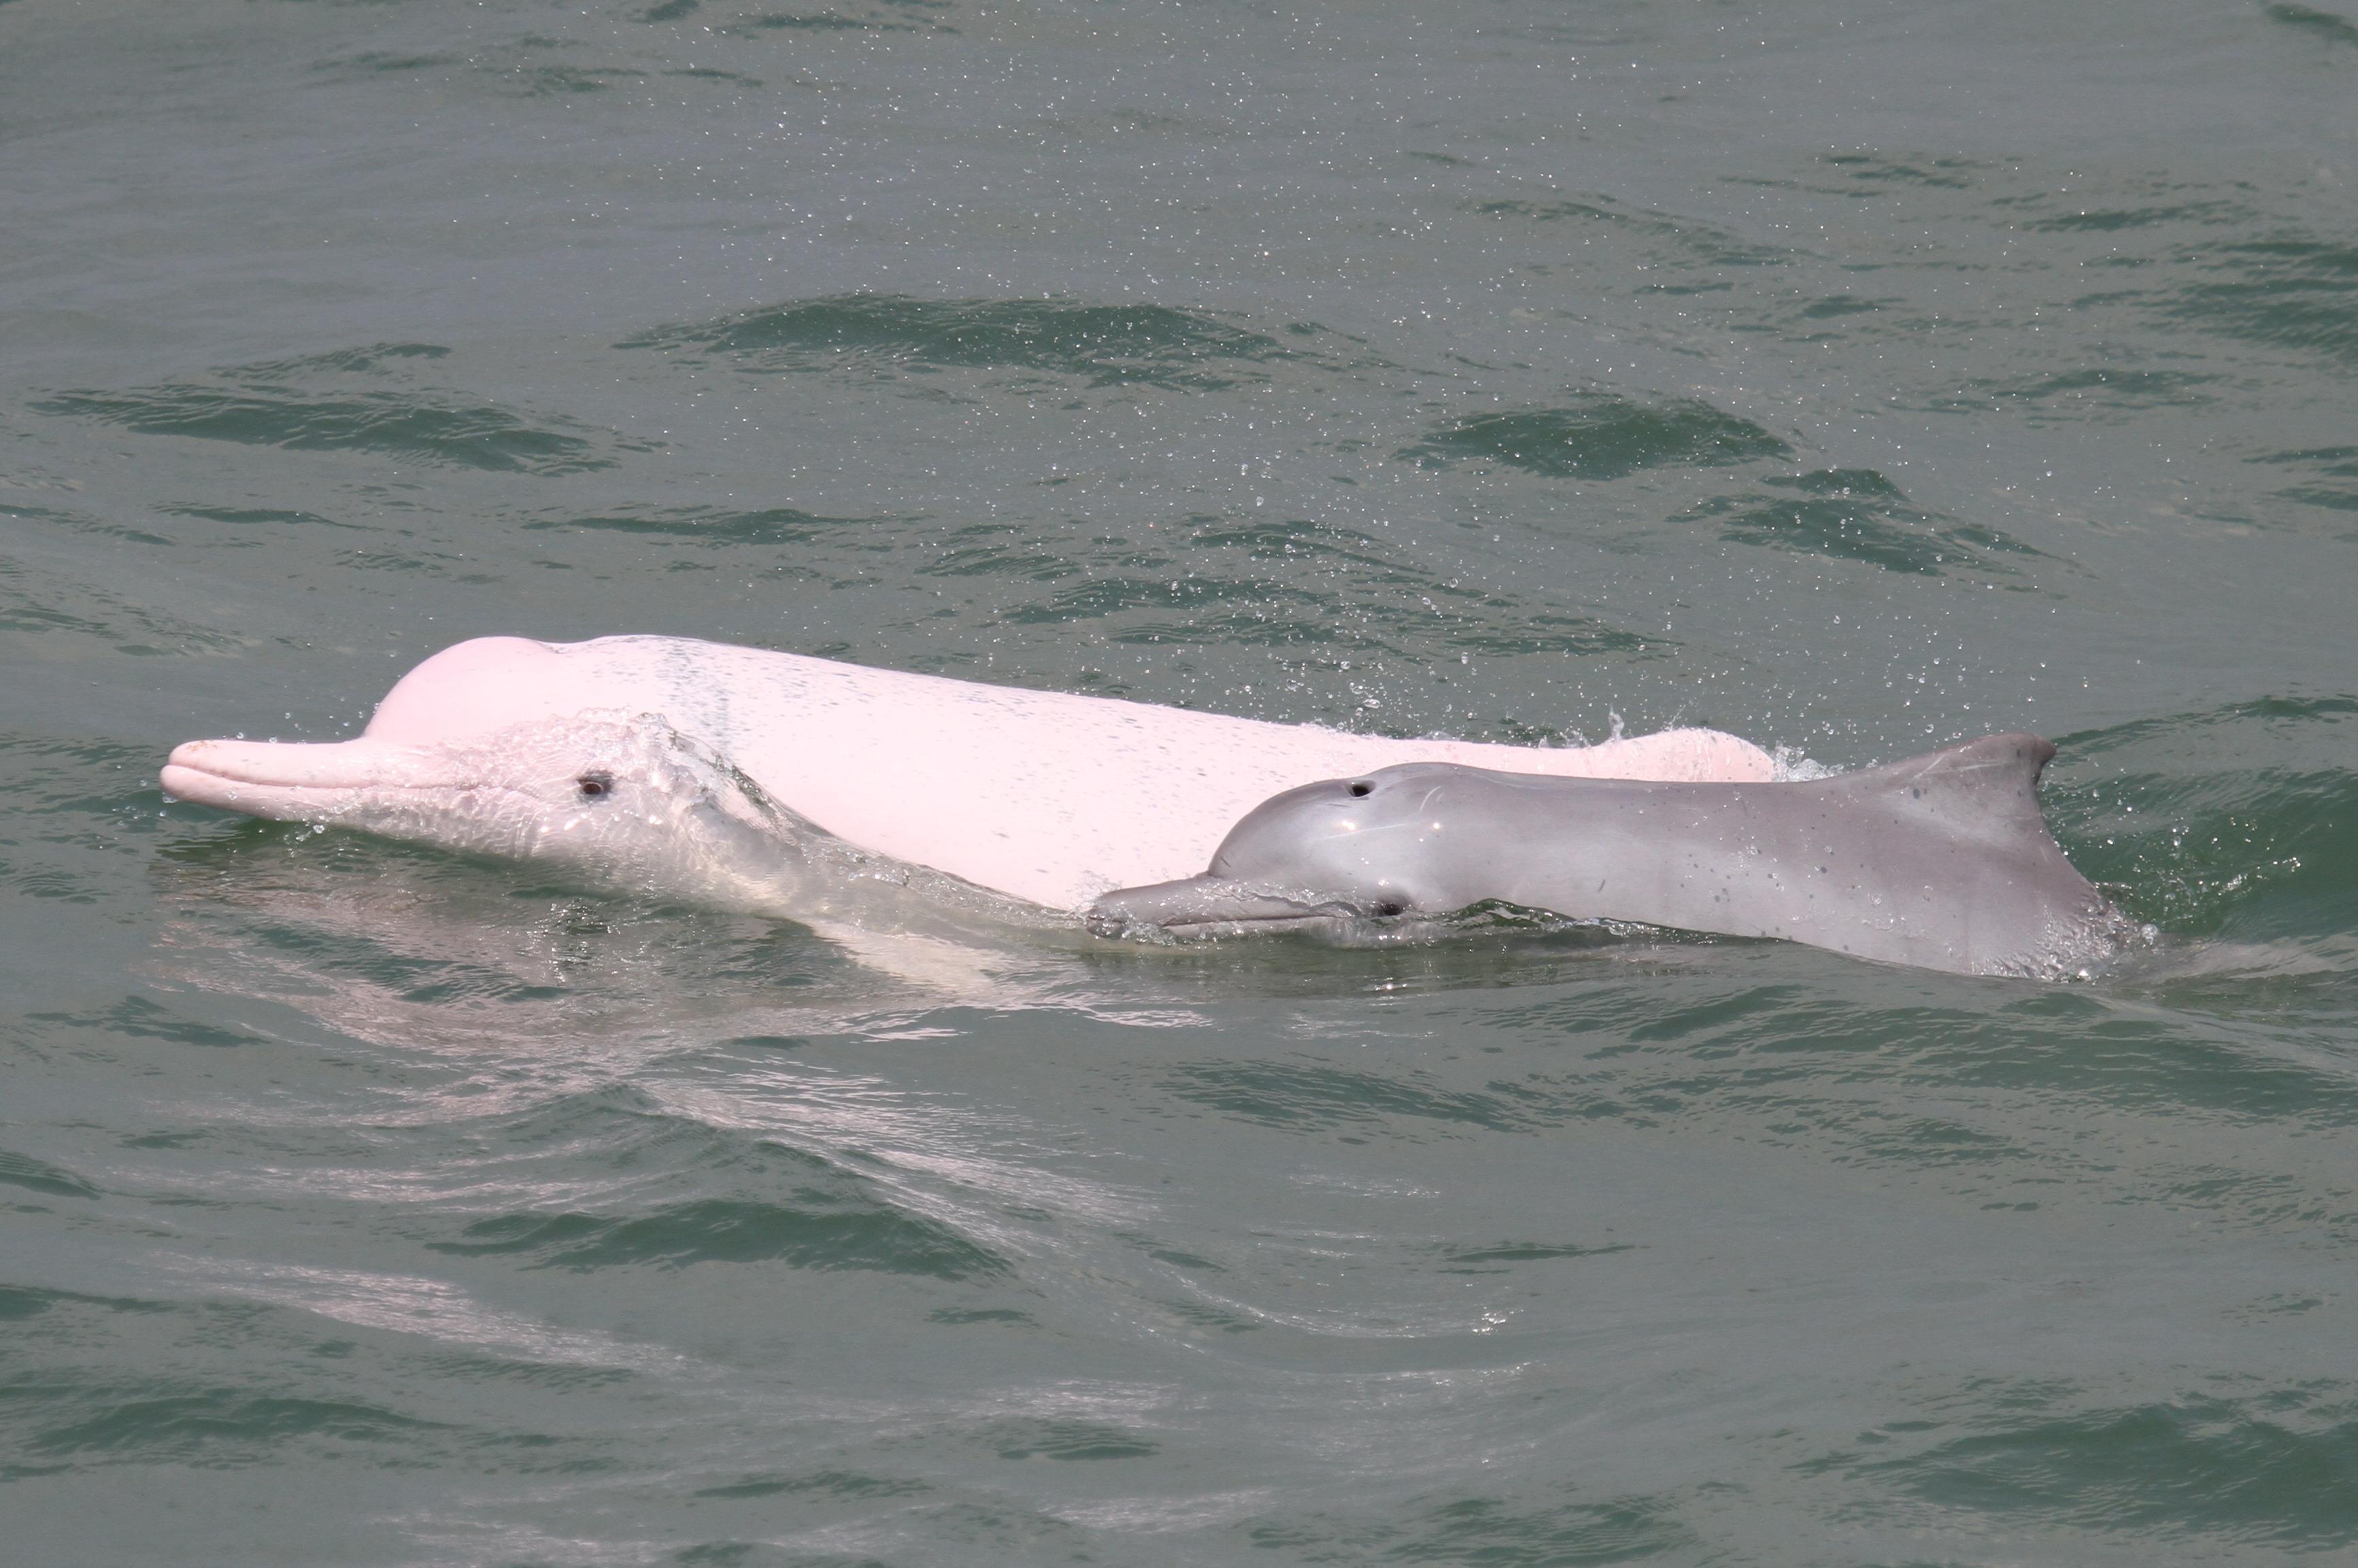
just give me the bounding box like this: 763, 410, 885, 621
163, 635, 1772, 911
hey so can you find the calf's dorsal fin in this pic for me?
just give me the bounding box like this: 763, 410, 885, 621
1844, 732, 2059, 845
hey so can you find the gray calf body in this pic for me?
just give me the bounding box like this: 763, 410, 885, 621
1090, 734, 2136, 978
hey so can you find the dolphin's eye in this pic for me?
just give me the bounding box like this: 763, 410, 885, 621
1372, 899, 1406, 917
1348, 781, 1374, 798
577, 771, 615, 800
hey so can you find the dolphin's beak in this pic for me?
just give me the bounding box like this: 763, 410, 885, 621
1086, 876, 1355, 939
161, 737, 446, 821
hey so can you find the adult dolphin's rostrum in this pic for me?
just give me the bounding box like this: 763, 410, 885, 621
1088, 736, 2140, 978
161, 635, 1773, 912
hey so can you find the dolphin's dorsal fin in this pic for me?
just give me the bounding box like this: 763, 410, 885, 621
1842, 732, 2058, 845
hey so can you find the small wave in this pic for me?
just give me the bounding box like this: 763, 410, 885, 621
1397, 395, 1791, 479
2027, 199, 2253, 233
0, 1284, 167, 1321
1842, 1384, 2358, 1542
663, 66, 764, 86
0, 1148, 99, 1199
2050, 696, 2358, 942
1436, 615, 1657, 657
1679, 468, 2049, 578
1, 1357, 595, 1476
311, 52, 457, 77
958, 512, 1664, 665
1940, 368, 2220, 419
722, 10, 912, 32
2246, 445, 2358, 516
1162, 1059, 1534, 1135
521, 505, 877, 547
1819, 151, 1986, 190
694, 1468, 932, 1499
1434, 1241, 1634, 1269
720, 0, 958, 35
1244, 1490, 1695, 1563
0, 498, 174, 548
1467, 193, 1790, 269
618, 294, 1295, 389
426, 1193, 1007, 1278
162, 503, 368, 532
409, 1086, 1014, 1279
0, 1276, 607, 1474
1475, 974, 2358, 1131
2163, 236, 2358, 362
37, 386, 608, 472
2263, 3, 2358, 46
1798, 292, 1900, 319
980, 1417, 1158, 1461
0, 549, 243, 657
1000, 572, 1327, 630
496, 65, 650, 95
20, 1388, 452, 1465
2064, 765, 2358, 942
35, 344, 626, 473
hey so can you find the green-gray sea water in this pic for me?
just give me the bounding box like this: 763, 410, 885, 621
4, 1, 2357, 1563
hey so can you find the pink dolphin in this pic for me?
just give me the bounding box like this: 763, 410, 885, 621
163, 635, 1772, 911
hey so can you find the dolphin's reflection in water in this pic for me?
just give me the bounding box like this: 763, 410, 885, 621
148, 817, 1105, 1045
141, 823, 1198, 1267
137, 820, 1707, 1252
146, 816, 1706, 1057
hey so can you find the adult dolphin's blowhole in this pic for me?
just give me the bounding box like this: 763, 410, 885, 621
161, 634, 2139, 978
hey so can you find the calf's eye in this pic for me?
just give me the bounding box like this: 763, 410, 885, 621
577, 772, 614, 800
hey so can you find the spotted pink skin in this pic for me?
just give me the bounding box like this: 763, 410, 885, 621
163, 635, 1774, 910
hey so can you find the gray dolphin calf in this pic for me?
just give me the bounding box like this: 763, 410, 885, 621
1087, 734, 2139, 978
